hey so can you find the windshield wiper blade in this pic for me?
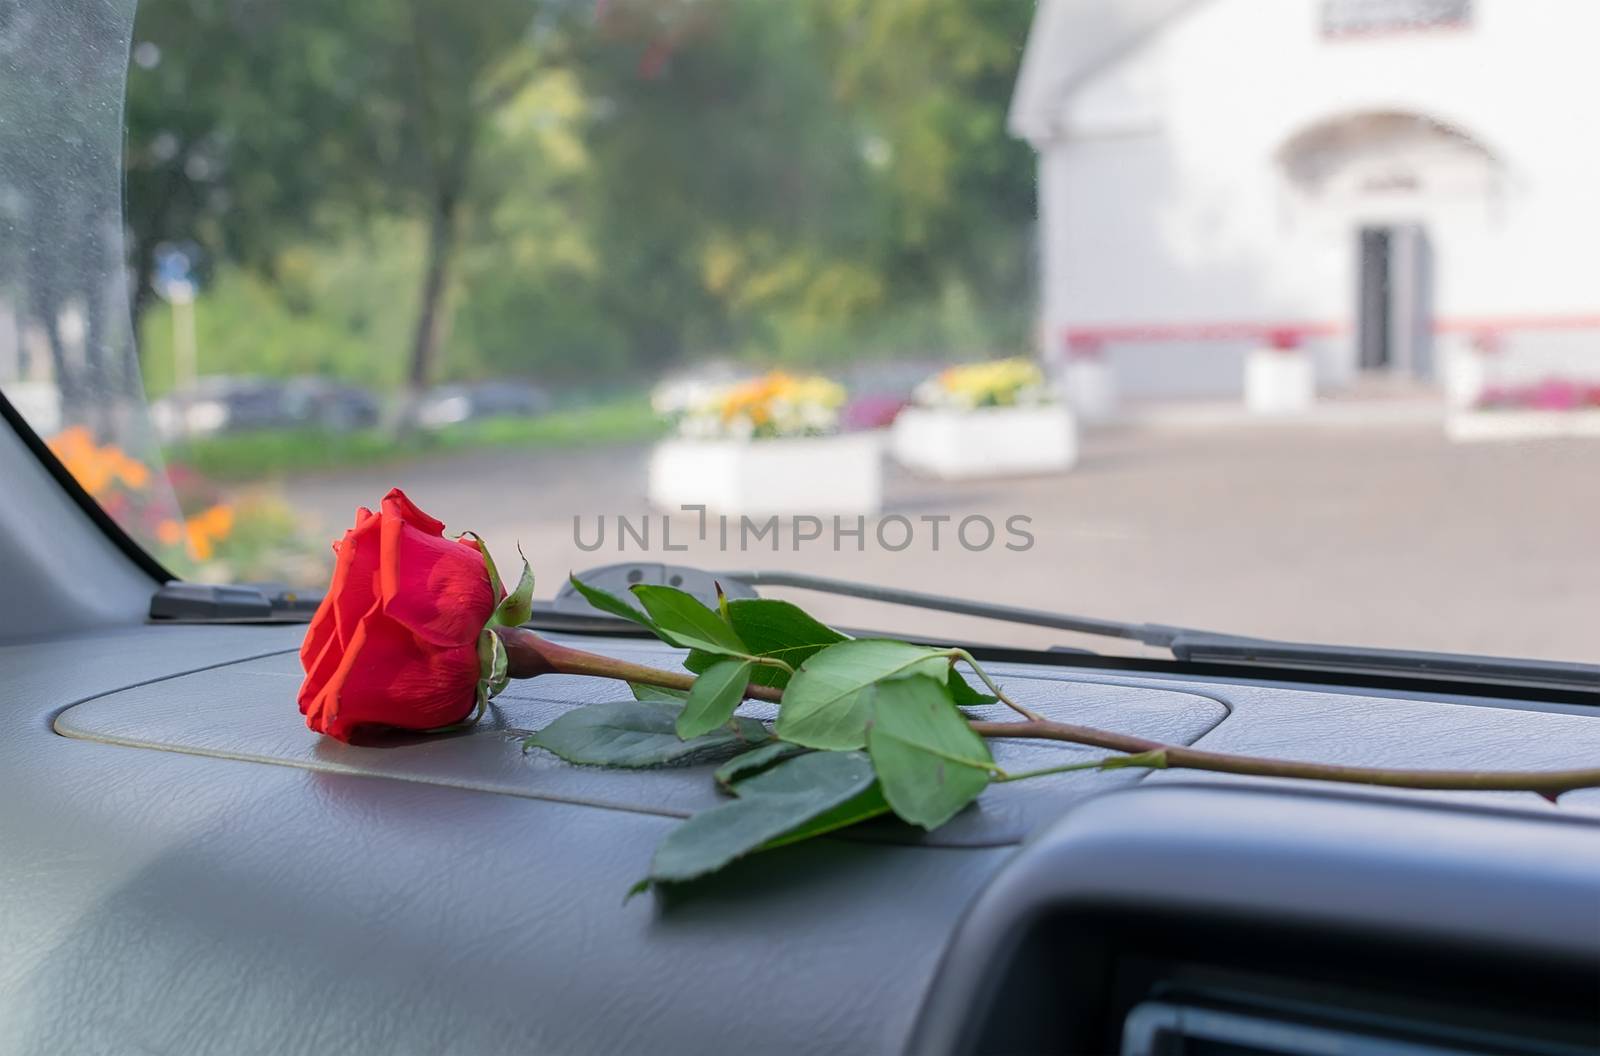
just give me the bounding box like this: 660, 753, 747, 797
153, 568, 1599, 694
1165, 634, 1599, 692
717, 569, 1600, 694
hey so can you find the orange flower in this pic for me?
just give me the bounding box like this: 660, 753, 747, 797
156, 519, 184, 547
46, 427, 153, 497
105, 447, 150, 489
181, 503, 235, 562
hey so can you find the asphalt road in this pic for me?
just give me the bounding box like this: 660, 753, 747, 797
273, 420, 1600, 663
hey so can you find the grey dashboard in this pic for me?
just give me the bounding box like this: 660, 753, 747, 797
3, 620, 1599, 1054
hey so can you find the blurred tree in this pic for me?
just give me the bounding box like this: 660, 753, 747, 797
568, 0, 882, 368
348, 0, 572, 413
810, 0, 1038, 349
123, 0, 382, 348
564, 0, 1035, 369
125, 0, 571, 409
121, 0, 1036, 390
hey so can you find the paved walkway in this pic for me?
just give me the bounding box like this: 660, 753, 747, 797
273, 418, 1600, 663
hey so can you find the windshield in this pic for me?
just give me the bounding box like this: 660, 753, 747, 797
2, 0, 1596, 661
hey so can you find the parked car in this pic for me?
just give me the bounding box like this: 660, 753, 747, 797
150, 376, 380, 440
413, 380, 553, 429
280, 377, 383, 432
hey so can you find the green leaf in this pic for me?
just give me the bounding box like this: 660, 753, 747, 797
685, 599, 849, 689
759, 783, 890, 851
631, 584, 750, 657
630, 682, 688, 703
676, 658, 752, 740
775, 639, 953, 750
866, 676, 994, 829
946, 668, 997, 709
492, 546, 535, 627
524, 700, 767, 767
568, 575, 656, 631
713, 741, 810, 791
643, 751, 875, 886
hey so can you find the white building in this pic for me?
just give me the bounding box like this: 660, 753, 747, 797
1010, 0, 1600, 403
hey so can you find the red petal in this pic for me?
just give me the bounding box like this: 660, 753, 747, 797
379, 517, 497, 647
308, 607, 478, 740
298, 624, 344, 716
298, 506, 379, 688
298, 590, 338, 673
380, 488, 445, 537
330, 511, 383, 649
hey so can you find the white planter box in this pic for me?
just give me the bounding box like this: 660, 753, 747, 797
1061, 359, 1118, 422
1446, 408, 1600, 442
1244, 349, 1316, 415
890, 405, 1078, 479
1442, 348, 1493, 410
647, 433, 882, 515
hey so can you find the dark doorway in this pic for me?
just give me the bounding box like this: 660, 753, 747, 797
1356, 224, 1433, 377
1357, 228, 1392, 370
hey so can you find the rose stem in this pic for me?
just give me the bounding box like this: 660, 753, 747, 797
967, 719, 1600, 798
499, 627, 783, 703
499, 628, 1600, 798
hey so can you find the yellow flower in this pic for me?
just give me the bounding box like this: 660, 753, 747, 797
924, 358, 1046, 409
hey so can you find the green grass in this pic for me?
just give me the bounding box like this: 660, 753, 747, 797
167, 393, 667, 481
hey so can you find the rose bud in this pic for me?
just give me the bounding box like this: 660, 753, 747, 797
297, 488, 508, 741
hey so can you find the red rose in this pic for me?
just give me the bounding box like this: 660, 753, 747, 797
298, 488, 499, 741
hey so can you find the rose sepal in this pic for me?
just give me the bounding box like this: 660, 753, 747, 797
490, 546, 535, 628
477, 625, 510, 696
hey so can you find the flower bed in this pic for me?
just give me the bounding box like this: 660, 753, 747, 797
890, 358, 1076, 478
1446, 379, 1600, 442
647, 371, 882, 513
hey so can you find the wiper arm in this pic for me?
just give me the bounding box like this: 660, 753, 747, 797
716, 569, 1190, 649
717, 569, 1600, 694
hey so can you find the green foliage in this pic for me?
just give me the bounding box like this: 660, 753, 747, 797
520, 586, 1154, 894
523, 699, 767, 767
567, 575, 654, 629
165, 394, 663, 481
630, 585, 750, 657
713, 742, 811, 791
865, 676, 993, 829
637, 750, 878, 890
685, 599, 849, 689
946, 668, 997, 709
774, 639, 953, 750
757, 784, 891, 852
122, 0, 1036, 397
630, 683, 689, 703
676, 659, 753, 740
137, 229, 424, 397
